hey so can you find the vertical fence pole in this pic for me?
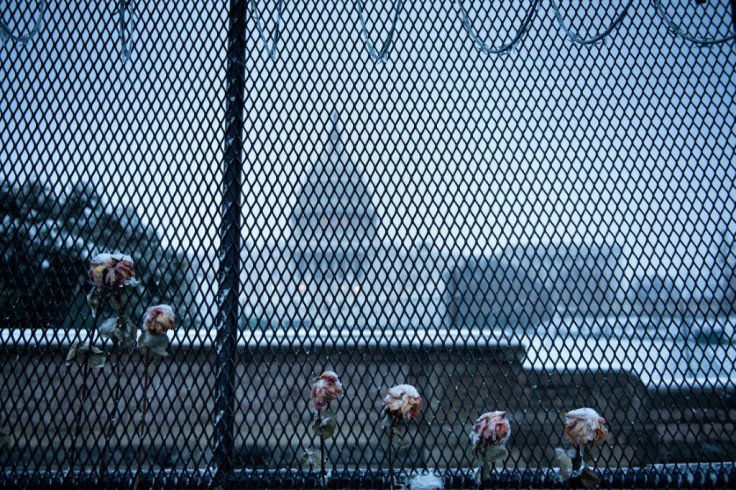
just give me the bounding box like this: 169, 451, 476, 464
214, 0, 247, 483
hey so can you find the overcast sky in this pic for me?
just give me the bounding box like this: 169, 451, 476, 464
2, 1, 735, 289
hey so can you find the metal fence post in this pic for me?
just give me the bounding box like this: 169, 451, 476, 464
213, 0, 247, 482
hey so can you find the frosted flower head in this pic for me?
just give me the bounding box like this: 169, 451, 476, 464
310, 371, 344, 411
471, 411, 511, 448
89, 252, 135, 288
564, 408, 608, 447
143, 304, 176, 335
383, 384, 422, 423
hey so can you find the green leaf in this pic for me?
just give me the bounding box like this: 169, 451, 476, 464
554, 447, 573, 480
580, 467, 599, 488
298, 448, 321, 468
484, 445, 508, 463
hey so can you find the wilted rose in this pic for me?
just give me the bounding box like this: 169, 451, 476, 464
143, 304, 176, 335
310, 371, 344, 411
89, 252, 135, 288
383, 384, 422, 423
564, 408, 608, 447
471, 411, 511, 447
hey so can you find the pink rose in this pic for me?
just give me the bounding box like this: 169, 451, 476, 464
310, 371, 344, 411
143, 304, 176, 335
564, 408, 608, 447
383, 384, 422, 422
89, 252, 135, 288
472, 411, 511, 447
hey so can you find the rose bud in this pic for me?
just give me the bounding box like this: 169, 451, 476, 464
471, 411, 511, 447
564, 407, 608, 447
383, 384, 423, 422
143, 304, 176, 335
88, 252, 135, 288
310, 371, 344, 411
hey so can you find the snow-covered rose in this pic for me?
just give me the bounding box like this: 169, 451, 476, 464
383, 384, 422, 422
471, 411, 511, 447
564, 408, 608, 447
89, 252, 135, 288
310, 371, 344, 411
143, 304, 176, 335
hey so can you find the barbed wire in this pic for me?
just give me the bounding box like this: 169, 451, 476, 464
653, 0, 736, 46
550, 0, 632, 46
112, 0, 136, 62
456, 0, 540, 55
356, 0, 404, 61
0, 0, 45, 43
252, 0, 286, 60
2, 1, 735, 60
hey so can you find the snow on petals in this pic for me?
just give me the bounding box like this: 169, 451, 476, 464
383, 384, 423, 422
471, 411, 511, 447
564, 407, 608, 447
143, 304, 176, 335
310, 371, 344, 411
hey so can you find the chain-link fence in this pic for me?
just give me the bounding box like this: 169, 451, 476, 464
2, 0, 736, 488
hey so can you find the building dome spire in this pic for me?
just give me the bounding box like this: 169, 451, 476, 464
288, 112, 379, 284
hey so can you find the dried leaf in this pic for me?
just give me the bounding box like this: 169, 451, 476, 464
555, 447, 573, 480
396, 435, 411, 449
66, 340, 82, 365
138, 331, 169, 357
0, 426, 10, 448
580, 467, 599, 488
298, 448, 321, 468
88, 350, 106, 369
484, 445, 508, 463
123, 317, 137, 349
98, 318, 119, 341
310, 411, 338, 440
86, 290, 100, 315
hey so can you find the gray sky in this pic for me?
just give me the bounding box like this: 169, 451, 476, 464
2, 0, 735, 288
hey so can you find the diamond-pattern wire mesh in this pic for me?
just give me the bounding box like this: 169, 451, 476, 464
1, 0, 736, 488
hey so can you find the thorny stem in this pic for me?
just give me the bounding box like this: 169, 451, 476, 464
67, 304, 100, 478
134, 348, 150, 490
318, 408, 326, 489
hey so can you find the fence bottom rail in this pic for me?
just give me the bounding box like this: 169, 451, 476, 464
0, 463, 734, 489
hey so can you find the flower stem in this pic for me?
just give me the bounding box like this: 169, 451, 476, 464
98, 338, 121, 476
480, 446, 490, 488
387, 422, 395, 490
68, 305, 100, 477
134, 348, 150, 490
318, 408, 326, 489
